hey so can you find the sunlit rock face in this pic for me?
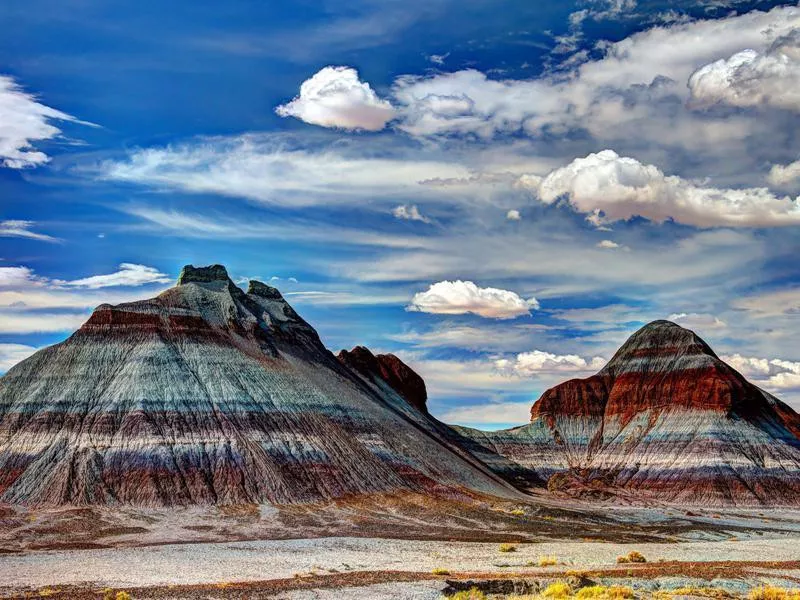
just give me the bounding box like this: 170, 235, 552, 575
0, 265, 517, 507
337, 346, 428, 415
457, 321, 800, 506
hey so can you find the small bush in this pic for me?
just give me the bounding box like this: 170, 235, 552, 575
510, 508, 526, 516
450, 588, 487, 600
538, 555, 558, 566
542, 581, 572, 599
749, 586, 800, 600
576, 586, 608, 599
115, 593, 133, 600
616, 551, 646, 564
499, 543, 517, 553
432, 567, 451, 575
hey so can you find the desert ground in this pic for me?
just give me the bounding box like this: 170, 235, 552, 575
2, 498, 800, 599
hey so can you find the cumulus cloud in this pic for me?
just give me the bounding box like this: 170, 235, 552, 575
495, 350, 606, 377
389, 7, 799, 141
392, 204, 431, 223
0, 220, 58, 242
275, 66, 395, 131
60, 263, 171, 289
0, 343, 39, 372
668, 312, 727, 330
0, 75, 80, 168
506, 209, 521, 221
768, 158, 800, 187
721, 353, 800, 392
688, 30, 800, 111
408, 280, 539, 319
533, 150, 800, 228
596, 239, 620, 249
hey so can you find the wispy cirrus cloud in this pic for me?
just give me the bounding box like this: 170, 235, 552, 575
0, 220, 59, 243
0, 74, 89, 169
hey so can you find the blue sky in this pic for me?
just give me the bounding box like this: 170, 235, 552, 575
2, 0, 800, 429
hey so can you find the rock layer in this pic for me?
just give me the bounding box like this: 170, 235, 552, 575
0, 265, 517, 507
457, 320, 800, 506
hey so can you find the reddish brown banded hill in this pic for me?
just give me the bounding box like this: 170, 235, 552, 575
0, 264, 519, 507
455, 320, 800, 506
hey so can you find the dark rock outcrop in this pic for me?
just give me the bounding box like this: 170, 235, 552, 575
337, 347, 428, 414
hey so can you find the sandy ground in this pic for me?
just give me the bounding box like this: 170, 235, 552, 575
1, 535, 800, 592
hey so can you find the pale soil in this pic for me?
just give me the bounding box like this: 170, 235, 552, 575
2, 535, 800, 596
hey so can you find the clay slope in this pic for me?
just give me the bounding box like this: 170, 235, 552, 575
0, 265, 519, 507
456, 320, 800, 506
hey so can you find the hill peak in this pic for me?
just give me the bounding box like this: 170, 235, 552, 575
177, 264, 231, 285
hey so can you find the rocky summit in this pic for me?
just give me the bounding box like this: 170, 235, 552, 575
0, 265, 517, 506
456, 320, 800, 506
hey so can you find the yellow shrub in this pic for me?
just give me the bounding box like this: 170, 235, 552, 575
510, 509, 526, 516
576, 586, 608, 599
617, 551, 646, 564
542, 581, 573, 599
450, 588, 487, 600
115, 593, 133, 600
607, 586, 635, 599
538, 555, 558, 566
432, 567, 451, 575
749, 587, 800, 600
499, 543, 518, 553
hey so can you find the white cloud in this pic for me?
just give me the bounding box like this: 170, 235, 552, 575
506, 209, 521, 221
688, 30, 800, 111
408, 280, 539, 319
428, 53, 449, 65
596, 239, 620, 249
388, 6, 800, 153
0, 75, 81, 168
732, 288, 800, 317
0, 343, 39, 372
438, 401, 533, 426
668, 312, 727, 330
275, 66, 395, 131
768, 158, 800, 187
495, 350, 606, 377
0, 264, 171, 334
721, 353, 800, 393
534, 149, 800, 228
0, 220, 58, 242
0, 312, 88, 334
60, 263, 170, 289
103, 134, 472, 207
392, 204, 430, 223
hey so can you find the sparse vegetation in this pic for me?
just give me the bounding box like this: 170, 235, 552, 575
542, 581, 573, 599
432, 567, 451, 575
576, 585, 634, 600
103, 592, 132, 600
449, 588, 487, 600
499, 543, 518, 553
669, 587, 734, 599
749, 586, 800, 600
510, 508, 526, 516
616, 550, 647, 564
538, 555, 558, 566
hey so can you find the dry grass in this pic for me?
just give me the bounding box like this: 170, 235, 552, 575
432, 567, 451, 575
499, 543, 518, 553
450, 588, 488, 600
538, 555, 558, 566
510, 509, 526, 516
749, 587, 800, 600
575, 585, 634, 600
670, 587, 734, 598
616, 550, 647, 564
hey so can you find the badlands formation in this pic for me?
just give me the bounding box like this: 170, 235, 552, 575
0, 264, 799, 509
